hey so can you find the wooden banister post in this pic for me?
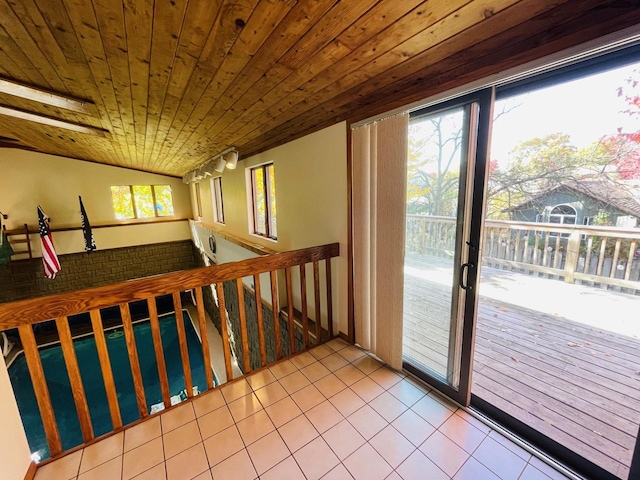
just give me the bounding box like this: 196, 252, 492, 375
564, 229, 581, 284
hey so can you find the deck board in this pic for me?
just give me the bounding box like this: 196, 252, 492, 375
403, 254, 640, 478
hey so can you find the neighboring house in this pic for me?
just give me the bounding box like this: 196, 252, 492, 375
504, 179, 640, 228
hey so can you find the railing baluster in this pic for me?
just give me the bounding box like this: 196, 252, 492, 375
553, 234, 561, 270
285, 267, 296, 354
120, 303, 147, 419
215, 282, 234, 382
611, 238, 622, 278
270, 271, 281, 359
252, 275, 267, 367
18, 324, 62, 456
195, 287, 215, 390
300, 263, 309, 348
584, 236, 593, 275
55, 316, 93, 443
325, 258, 333, 338
597, 238, 607, 277
625, 240, 637, 281
533, 230, 540, 266
236, 278, 251, 373
542, 233, 550, 267
313, 261, 322, 344
147, 298, 171, 408
514, 230, 521, 263
89, 309, 122, 429
172, 292, 193, 397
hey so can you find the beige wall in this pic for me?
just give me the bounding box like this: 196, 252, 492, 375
0, 358, 32, 479
191, 122, 349, 336
0, 149, 191, 254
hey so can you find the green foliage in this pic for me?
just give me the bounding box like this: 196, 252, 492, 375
154, 185, 175, 217
110, 186, 134, 219
110, 184, 175, 219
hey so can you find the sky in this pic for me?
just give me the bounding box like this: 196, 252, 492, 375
491, 61, 640, 165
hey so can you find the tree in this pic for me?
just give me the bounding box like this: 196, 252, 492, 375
605, 72, 640, 179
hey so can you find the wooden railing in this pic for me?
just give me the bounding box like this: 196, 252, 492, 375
406, 215, 640, 292
0, 242, 339, 459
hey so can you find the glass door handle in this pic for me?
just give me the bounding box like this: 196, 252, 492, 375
460, 263, 474, 290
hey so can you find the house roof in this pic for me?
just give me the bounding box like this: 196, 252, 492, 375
505, 179, 640, 218
0, 2, 639, 176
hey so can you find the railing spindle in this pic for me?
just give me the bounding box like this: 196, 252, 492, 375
172, 292, 194, 397
542, 233, 550, 267
597, 238, 607, 277
147, 298, 171, 408
215, 282, 234, 382
252, 275, 267, 367
235, 278, 251, 373
325, 258, 333, 338
55, 317, 93, 443
611, 239, 622, 278
313, 261, 322, 344
285, 267, 296, 354
300, 263, 309, 348
195, 287, 214, 390
120, 303, 147, 419
584, 236, 593, 275
89, 309, 122, 429
18, 324, 63, 456
270, 270, 281, 359
625, 240, 637, 281
553, 234, 561, 270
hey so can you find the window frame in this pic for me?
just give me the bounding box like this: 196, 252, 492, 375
211, 176, 225, 224
110, 184, 175, 220
249, 163, 277, 240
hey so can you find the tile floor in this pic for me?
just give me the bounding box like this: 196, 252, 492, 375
34, 339, 575, 480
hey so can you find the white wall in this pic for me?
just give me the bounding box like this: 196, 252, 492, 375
0, 358, 32, 480
192, 123, 349, 336
0, 149, 192, 255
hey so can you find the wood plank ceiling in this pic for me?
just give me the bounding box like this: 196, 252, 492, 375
0, 0, 639, 177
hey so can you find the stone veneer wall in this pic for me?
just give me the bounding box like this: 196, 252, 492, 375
0, 240, 196, 304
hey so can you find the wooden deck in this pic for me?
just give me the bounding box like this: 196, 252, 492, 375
403, 253, 640, 479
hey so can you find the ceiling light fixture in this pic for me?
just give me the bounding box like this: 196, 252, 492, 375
0, 105, 106, 137
0, 78, 92, 114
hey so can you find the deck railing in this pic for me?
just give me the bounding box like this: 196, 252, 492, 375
0, 242, 339, 459
406, 215, 640, 292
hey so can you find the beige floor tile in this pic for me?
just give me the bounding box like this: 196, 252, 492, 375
453, 457, 500, 480
278, 414, 319, 452
291, 384, 325, 412
388, 379, 427, 407
191, 470, 212, 480
79, 432, 124, 473
487, 430, 532, 461
322, 463, 354, 480
419, 429, 469, 477
385, 472, 403, 480
322, 419, 365, 461
306, 400, 343, 433
368, 367, 404, 390
455, 408, 492, 435
279, 370, 311, 394
161, 403, 196, 434
124, 416, 162, 452
77, 456, 122, 480
320, 353, 350, 372
290, 351, 316, 369
370, 425, 416, 469
519, 464, 558, 480
265, 396, 303, 427
268, 359, 298, 379
412, 395, 455, 428
325, 338, 349, 351
310, 343, 334, 360
428, 390, 457, 411
391, 409, 436, 447
197, 405, 234, 440
122, 437, 164, 480
163, 420, 202, 459
228, 392, 263, 422
293, 437, 339, 480
301, 361, 332, 382
396, 450, 449, 480
210, 449, 257, 480
338, 345, 366, 363
352, 355, 383, 375
369, 391, 408, 422
34, 449, 82, 480
165, 443, 209, 480
192, 390, 225, 418
203, 425, 244, 467
343, 443, 393, 480
129, 462, 166, 480
255, 380, 288, 407
260, 456, 305, 480
246, 431, 290, 475
220, 378, 252, 403
246, 368, 277, 390
347, 404, 387, 440
334, 364, 366, 386
236, 409, 275, 445
350, 376, 385, 403
472, 436, 527, 480
314, 373, 348, 398
439, 413, 487, 454
528, 456, 573, 480
329, 387, 366, 417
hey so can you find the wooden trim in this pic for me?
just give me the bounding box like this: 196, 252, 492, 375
3, 217, 188, 235
148, 298, 171, 408
23, 461, 37, 480
313, 261, 322, 343
195, 287, 215, 390
172, 293, 194, 397
300, 263, 309, 348
253, 275, 267, 367
270, 270, 281, 360
236, 278, 251, 373
346, 122, 355, 344
285, 267, 296, 354
325, 258, 333, 338
194, 220, 276, 255
0, 243, 340, 327
120, 303, 147, 419
216, 282, 234, 382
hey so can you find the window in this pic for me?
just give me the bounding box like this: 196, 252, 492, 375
211, 177, 225, 224
249, 163, 277, 239
194, 182, 202, 218
549, 204, 577, 225
110, 185, 175, 220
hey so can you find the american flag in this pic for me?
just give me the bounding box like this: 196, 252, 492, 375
38, 205, 61, 279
